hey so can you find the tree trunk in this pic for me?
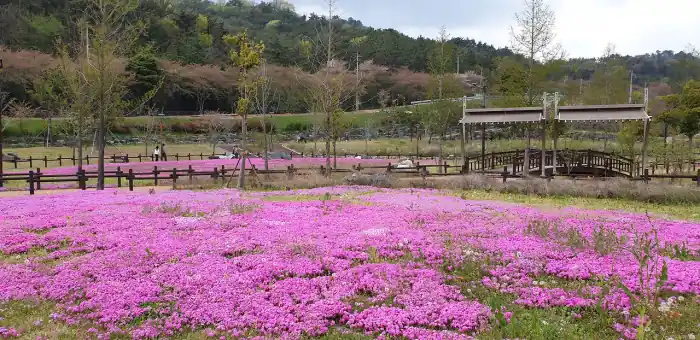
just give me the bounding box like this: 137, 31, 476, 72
237, 116, 247, 188
333, 139, 337, 169
438, 135, 444, 173
325, 112, 331, 177
263, 110, 269, 171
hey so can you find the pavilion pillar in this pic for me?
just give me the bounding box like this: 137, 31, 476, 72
481, 123, 486, 171
640, 88, 650, 177
541, 92, 547, 177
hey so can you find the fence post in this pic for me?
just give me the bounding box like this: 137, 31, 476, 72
153, 166, 158, 186
512, 155, 518, 175
644, 169, 649, 184
125, 154, 130, 163
188, 153, 191, 161
128, 169, 134, 191
86, 155, 90, 165
13, 158, 17, 169
443, 161, 448, 174
28, 170, 35, 195
175, 153, 179, 161
502, 166, 508, 183
200, 153, 204, 160
59, 155, 63, 167
696, 169, 700, 187
36, 168, 41, 191
171, 168, 177, 190
212, 167, 219, 180
71, 155, 75, 166
78, 169, 86, 190
29, 156, 33, 168
116, 166, 122, 187
188, 165, 193, 183
138, 154, 142, 163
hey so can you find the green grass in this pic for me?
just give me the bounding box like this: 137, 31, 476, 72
2, 144, 225, 170
2, 111, 387, 138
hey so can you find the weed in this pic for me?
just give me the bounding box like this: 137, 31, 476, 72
592, 225, 627, 256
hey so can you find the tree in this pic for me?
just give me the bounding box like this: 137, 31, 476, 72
426, 27, 462, 171
299, 0, 357, 176
251, 60, 278, 170
125, 45, 163, 107
32, 68, 67, 147
660, 80, 700, 148
54, 0, 159, 189
509, 0, 562, 174
585, 43, 628, 105
223, 29, 264, 188
204, 112, 228, 154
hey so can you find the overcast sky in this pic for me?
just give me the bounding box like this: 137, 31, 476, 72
286, 0, 699, 58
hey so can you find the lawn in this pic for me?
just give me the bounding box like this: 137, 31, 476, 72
0, 187, 698, 339
2, 144, 225, 170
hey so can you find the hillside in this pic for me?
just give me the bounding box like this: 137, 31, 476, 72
1, 0, 700, 115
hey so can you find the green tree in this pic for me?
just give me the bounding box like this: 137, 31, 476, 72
125, 45, 163, 106
223, 29, 264, 188
660, 80, 700, 148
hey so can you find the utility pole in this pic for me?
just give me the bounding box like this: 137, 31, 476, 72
628, 70, 634, 104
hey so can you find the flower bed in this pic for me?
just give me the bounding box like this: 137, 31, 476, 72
0, 187, 698, 339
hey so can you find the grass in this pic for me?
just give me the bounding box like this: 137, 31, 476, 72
288, 138, 638, 158
2, 111, 387, 138
3, 144, 226, 170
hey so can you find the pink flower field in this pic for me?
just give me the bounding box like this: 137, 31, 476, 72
0, 187, 698, 339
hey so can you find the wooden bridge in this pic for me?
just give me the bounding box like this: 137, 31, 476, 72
463, 149, 641, 178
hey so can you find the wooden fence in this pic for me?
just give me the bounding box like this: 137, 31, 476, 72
2, 160, 698, 195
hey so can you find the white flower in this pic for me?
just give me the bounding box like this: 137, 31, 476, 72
677, 296, 685, 302
658, 304, 671, 313
688, 334, 695, 340
542, 320, 549, 325
466, 288, 472, 293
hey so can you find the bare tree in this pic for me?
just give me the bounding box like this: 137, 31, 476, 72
298, 0, 359, 176
251, 60, 278, 170
509, 0, 562, 174
203, 112, 228, 154
194, 87, 212, 115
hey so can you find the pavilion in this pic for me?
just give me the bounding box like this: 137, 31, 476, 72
459, 89, 650, 176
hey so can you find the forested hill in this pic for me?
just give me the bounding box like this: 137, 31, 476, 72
1, 0, 700, 114
0, 0, 510, 73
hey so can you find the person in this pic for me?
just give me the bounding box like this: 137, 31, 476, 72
153, 145, 160, 161
161, 143, 167, 161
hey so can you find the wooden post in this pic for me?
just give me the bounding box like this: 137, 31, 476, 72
153, 166, 158, 186
444, 161, 448, 174
35, 168, 41, 190
188, 165, 193, 183
29, 156, 33, 168
78, 169, 86, 190
117, 166, 122, 187
502, 166, 508, 183
512, 154, 518, 175
71, 155, 75, 166
128, 169, 134, 191
644, 169, 649, 184
696, 169, 700, 187
171, 168, 177, 190
43, 156, 48, 168
212, 167, 219, 181
188, 153, 191, 161
28, 170, 35, 195
175, 153, 179, 161
59, 155, 63, 167
86, 155, 90, 165
200, 153, 204, 160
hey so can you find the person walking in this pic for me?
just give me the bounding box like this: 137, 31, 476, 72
161, 143, 167, 161
153, 145, 160, 162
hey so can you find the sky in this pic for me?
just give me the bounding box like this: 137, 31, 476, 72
286, 0, 700, 59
